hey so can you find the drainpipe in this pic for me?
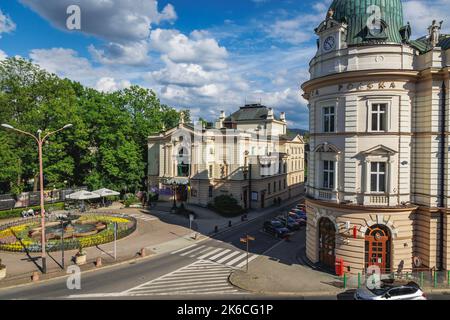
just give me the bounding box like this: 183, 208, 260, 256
248, 163, 252, 210
439, 81, 447, 270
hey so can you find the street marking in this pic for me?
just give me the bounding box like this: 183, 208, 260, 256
170, 244, 197, 255
180, 245, 206, 256
216, 251, 241, 264
197, 248, 222, 260
235, 254, 259, 268
209, 249, 231, 260
225, 253, 247, 267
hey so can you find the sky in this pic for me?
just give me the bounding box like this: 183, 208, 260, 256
0, 0, 449, 130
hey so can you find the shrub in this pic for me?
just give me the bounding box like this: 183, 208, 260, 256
0, 202, 65, 220
124, 195, 140, 207
208, 195, 245, 217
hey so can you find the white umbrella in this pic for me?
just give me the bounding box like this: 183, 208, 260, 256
66, 191, 101, 212
66, 191, 101, 200
93, 188, 120, 207
93, 188, 120, 197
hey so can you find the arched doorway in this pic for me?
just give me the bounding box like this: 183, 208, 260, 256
365, 225, 391, 274
319, 218, 336, 269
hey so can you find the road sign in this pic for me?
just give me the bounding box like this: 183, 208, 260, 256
240, 238, 247, 243
189, 214, 195, 221
247, 236, 255, 241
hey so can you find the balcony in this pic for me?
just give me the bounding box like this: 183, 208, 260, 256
364, 194, 389, 206
308, 187, 338, 202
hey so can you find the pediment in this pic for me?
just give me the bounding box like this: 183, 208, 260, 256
362, 145, 397, 156
314, 143, 341, 154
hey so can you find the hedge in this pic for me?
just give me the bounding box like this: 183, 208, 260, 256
207, 195, 246, 218
0, 202, 65, 220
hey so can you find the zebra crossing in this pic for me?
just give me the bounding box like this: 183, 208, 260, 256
171, 244, 259, 269
120, 260, 244, 296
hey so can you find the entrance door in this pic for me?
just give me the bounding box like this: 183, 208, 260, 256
319, 218, 336, 270
261, 192, 265, 209
365, 226, 391, 273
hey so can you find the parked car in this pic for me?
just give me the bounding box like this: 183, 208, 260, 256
263, 220, 290, 238
289, 213, 307, 226
291, 208, 306, 215
276, 216, 301, 231
354, 281, 426, 300
296, 204, 306, 211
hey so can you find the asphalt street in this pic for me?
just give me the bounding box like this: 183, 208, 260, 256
0, 203, 293, 300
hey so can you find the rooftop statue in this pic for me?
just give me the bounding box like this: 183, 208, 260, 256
428, 20, 443, 48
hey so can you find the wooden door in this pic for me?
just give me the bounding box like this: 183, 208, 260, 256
365, 227, 390, 273
319, 218, 336, 269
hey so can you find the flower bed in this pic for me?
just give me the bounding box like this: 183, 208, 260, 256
0, 213, 136, 253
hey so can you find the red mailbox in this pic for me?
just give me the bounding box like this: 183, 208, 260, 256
335, 258, 345, 276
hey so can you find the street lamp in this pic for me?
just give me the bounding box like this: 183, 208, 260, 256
1, 123, 73, 273
171, 181, 178, 213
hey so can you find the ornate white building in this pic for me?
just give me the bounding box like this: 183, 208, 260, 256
148, 104, 305, 210
302, 0, 450, 274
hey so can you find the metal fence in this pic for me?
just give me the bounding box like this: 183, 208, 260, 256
340, 270, 450, 289
0, 212, 137, 253
0, 187, 88, 210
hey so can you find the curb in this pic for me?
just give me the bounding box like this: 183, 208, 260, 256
228, 272, 343, 297
0, 234, 209, 292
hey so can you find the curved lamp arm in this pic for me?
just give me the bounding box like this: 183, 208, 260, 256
1, 124, 39, 143
42, 124, 73, 142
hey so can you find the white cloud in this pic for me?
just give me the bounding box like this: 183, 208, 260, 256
0, 10, 16, 37
95, 77, 131, 92
0, 50, 7, 60
403, 0, 450, 37
150, 28, 229, 70
88, 41, 150, 66
19, 0, 177, 42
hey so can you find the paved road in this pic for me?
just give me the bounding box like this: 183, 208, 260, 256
0, 202, 298, 300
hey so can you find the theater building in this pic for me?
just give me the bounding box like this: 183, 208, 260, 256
301, 0, 450, 274
148, 104, 305, 210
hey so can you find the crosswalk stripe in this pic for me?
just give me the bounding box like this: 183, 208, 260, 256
171, 244, 197, 255
129, 283, 234, 294
180, 245, 206, 256
225, 252, 247, 266
216, 251, 241, 264
131, 280, 228, 290
208, 249, 231, 261
235, 254, 259, 268
197, 248, 222, 259
189, 246, 212, 257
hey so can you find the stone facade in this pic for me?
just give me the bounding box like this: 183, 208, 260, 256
302, 0, 450, 274
148, 104, 305, 210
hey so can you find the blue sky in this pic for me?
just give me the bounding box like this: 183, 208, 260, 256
0, 0, 448, 129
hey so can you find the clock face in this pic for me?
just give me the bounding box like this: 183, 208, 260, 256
323, 36, 336, 51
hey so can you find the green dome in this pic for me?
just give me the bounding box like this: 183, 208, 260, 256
329, 0, 405, 45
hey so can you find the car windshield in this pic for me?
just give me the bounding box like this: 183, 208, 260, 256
368, 286, 390, 296
272, 221, 283, 227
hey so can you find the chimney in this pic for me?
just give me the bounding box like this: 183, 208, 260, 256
280, 112, 286, 122
267, 108, 274, 120
216, 110, 226, 129
220, 110, 226, 120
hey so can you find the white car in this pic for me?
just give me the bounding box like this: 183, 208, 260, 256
354, 282, 427, 300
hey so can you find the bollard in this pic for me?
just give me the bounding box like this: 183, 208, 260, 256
343, 273, 347, 289
448, 271, 450, 286
434, 271, 438, 288
228, 221, 232, 228
358, 273, 361, 289
214, 226, 218, 233
420, 272, 424, 288
95, 257, 102, 268
140, 248, 146, 257
32, 271, 40, 282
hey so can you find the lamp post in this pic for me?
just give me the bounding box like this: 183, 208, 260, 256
1, 123, 73, 273
171, 181, 178, 213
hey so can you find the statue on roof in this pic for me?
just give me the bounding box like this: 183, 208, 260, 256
327, 9, 334, 20
428, 20, 443, 47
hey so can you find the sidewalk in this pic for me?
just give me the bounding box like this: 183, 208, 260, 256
229, 230, 344, 296
0, 207, 207, 289
148, 194, 305, 236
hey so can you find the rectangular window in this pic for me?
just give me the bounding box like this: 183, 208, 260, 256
209, 165, 213, 178
323, 107, 335, 133
284, 179, 287, 189
370, 162, 386, 193
371, 103, 387, 131
274, 182, 276, 192
208, 186, 213, 198
268, 183, 271, 194
323, 160, 335, 189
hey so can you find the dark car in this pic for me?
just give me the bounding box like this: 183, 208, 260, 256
263, 220, 290, 238
276, 216, 301, 231
288, 213, 307, 226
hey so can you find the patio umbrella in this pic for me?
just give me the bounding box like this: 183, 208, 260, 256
93, 188, 120, 206
66, 191, 101, 212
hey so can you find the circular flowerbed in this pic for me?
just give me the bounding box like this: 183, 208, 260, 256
0, 214, 137, 253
